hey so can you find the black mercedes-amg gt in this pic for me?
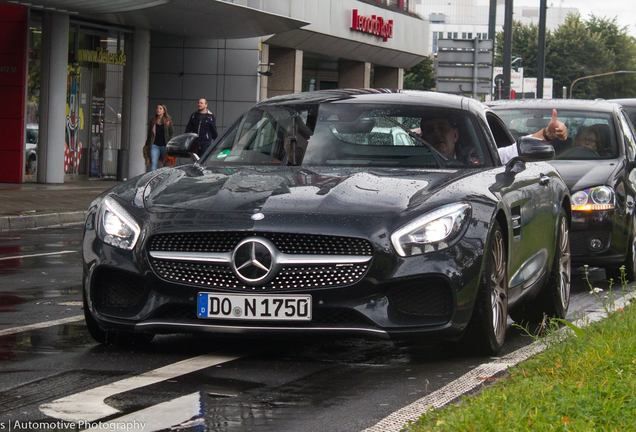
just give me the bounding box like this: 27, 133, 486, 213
83, 89, 571, 354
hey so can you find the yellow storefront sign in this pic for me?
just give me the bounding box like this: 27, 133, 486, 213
78, 49, 126, 66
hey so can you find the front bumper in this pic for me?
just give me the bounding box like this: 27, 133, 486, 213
83, 228, 484, 341
570, 209, 630, 267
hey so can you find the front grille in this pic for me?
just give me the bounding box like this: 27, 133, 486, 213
93, 268, 148, 317
148, 232, 374, 291
387, 277, 453, 318
149, 232, 373, 255
150, 258, 369, 291
155, 305, 371, 328
570, 231, 611, 254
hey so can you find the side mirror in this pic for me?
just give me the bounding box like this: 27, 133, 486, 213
516, 136, 555, 161
167, 133, 200, 161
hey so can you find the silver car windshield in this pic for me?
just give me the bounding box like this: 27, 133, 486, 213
201, 103, 489, 168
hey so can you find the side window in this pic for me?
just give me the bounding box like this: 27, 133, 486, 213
619, 111, 636, 161
486, 113, 515, 148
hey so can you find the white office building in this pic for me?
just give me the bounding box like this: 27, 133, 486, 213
412, 0, 578, 53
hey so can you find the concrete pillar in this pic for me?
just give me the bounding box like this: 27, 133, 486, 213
374, 66, 404, 89
338, 61, 371, 89
258, 43, 270, 102
120, 32, 134, 179
38, 12, 69, 184
267, 47, 302, 98
127, 28, 150, 178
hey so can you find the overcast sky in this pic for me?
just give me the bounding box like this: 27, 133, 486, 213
515, 0, 636, 37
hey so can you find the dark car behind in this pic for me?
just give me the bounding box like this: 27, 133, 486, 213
489, 99, 636, 281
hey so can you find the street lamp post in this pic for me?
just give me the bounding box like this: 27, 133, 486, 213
570, 70, 636, 99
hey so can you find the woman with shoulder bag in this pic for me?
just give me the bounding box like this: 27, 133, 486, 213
144, 104, 174, 170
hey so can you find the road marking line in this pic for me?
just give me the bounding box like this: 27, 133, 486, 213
0, 315, 84, 337
99, 392, 202, 432
362, 292, 635, 432
0, 250, 78, 261
39, 352, 243, 422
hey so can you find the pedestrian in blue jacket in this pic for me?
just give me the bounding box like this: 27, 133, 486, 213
185, 98, 218, 156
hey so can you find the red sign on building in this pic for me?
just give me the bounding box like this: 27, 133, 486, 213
351, 9, 393, 42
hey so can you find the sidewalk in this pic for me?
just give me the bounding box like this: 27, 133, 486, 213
0, 180, 120, 231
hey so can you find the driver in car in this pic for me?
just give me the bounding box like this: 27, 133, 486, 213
418, 117, 481, 165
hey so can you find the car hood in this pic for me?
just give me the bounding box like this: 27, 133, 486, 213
549, 160, 617, 191
142, 165, 466, 218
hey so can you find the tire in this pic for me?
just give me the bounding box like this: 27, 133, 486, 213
462, 220, 508, 355
545, 210, 571, 318
83, 289, 154, 345
511, 208, 571, 323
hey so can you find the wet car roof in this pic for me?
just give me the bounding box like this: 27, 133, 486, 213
487, 98, 621, 113
610, 98, 636, 107
257, 89, 470, 111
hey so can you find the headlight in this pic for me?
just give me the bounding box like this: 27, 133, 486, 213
571, 186, 615, 211
391, 203, 471, 257
96, 196, 141, 250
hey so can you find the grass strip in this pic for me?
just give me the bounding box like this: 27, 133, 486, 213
405, 300, 636, 431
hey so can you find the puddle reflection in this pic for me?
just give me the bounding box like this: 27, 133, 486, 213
0, 324, 92, 362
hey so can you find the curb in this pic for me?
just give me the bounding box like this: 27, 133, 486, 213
0, 211, 87, 231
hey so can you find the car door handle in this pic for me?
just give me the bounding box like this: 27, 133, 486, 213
539, 175, 550, 186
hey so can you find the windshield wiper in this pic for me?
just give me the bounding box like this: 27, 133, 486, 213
383, 116, 450, 168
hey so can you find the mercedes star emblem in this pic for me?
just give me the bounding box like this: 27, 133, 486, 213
232, 238, 276, 284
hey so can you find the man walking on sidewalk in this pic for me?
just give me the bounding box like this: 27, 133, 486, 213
185, 98, 218, 156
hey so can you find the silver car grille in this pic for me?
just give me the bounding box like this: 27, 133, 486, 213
148, 232, 373, 291
149, 232, 373, 255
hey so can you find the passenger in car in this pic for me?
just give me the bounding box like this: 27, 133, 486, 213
573, 125, 601, 152
499, 109, 568, 163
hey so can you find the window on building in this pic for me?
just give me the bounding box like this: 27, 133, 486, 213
429, 13, 445, 23
453, 32, 458, 38
462, 32, 467, 39
467, 32, 472, 39
447, 32, 452, 38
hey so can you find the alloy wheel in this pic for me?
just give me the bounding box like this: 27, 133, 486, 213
490, 230, 507, 345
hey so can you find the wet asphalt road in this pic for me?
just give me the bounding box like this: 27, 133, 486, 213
0, 225, 616, 432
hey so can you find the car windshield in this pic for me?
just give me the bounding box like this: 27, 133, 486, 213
201, 103, 489, 168
495, 109, 618, 160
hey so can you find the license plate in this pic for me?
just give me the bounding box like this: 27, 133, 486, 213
197, 292, 312, 321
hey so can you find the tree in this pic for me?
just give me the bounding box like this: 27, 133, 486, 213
494, 21, 542, 78
584, 15, 636, 98
494, 14, 636, 99
549, 14, 613, 98
403, 56, 436, 91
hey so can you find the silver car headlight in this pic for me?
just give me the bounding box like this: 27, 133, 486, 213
391, 202, 472, 257
96, 196, 141, 250
571, 186, 615, 211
